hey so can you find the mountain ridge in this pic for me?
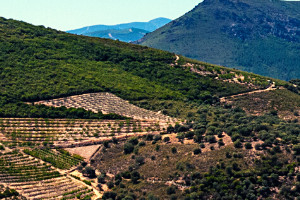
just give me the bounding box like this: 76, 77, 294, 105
137, 0, 300, 81
67, 17, 171, 39
67, 17, 171, 42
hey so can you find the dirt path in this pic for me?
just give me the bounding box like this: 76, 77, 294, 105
146, 177, 189, 191
175, 55, 180, 65
220, 83, 278, 103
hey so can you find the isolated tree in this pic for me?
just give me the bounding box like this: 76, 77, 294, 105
124, 142, 134, 154
83, 166, 96, 178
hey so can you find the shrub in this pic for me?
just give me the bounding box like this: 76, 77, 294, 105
103, 141, 110, 148
185, 131, 195, 139
218, 132, 224, 138
128, 137, 139, 145
155, 144, 160, 151
232, 163, 240, 171
167, 186, 177, 195
135, 156, 145, 165
112, 137, 118, 144
234, 139, 243, 148
154, 135, 162, 141
124, 142, 134, 154
226, 152, 232, 158
255, 143, 262, 150
83, 166, 96, 178
245, 142, 253, 149
164, 137, 170, 143
102, 192, 117, 200
200, 143, 205, 148
193, 148, 201, 155
145, 134, 154, 141
131, 171, 140, 184
167, 126, 175, 133
107, 181, 114, 189
292, 144, 300, 155
172, 147, 177, 154
138, 141, 146, 146
133, 147, 139, 155
206, 135, 217, 143
98, 175, 106, 184
218, 139, 225, 146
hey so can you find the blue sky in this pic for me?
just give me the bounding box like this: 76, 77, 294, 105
0, 0, 201, 31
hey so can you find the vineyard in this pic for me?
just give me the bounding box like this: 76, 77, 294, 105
8, 177, 94, 200
0, 151, 60, 183
33, 92, 175, 122
0, 150, 96, 199
0, 118, 169, 147
23, 148, 83, 170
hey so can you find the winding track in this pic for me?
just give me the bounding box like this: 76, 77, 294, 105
219, 83, 278, 103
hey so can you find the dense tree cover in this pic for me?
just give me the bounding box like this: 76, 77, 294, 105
0, 17, 259, 118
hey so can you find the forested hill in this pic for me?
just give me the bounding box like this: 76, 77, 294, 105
137, 0, 300, 81
0, 16, 291, 118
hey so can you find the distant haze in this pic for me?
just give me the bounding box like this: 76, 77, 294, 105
0, 0, 200, 31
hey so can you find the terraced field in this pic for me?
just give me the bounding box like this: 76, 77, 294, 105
0, 151, 60, 183
33, 92, 175, 122
23, 148, 83, 170
0, 151, 96, 199
8, 177, 94, 200
0, 118, 169, 147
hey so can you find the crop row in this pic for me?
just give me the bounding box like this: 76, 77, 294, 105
8, 176, 95, 200
23, 148, 83, 170
33, 92, 175, 121
0, 151, 60, 183
0, 118, 166, 147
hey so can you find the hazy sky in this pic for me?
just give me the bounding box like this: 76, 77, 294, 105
0, 0, 201, 31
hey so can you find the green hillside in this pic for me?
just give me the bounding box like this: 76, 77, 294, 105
0, 16, 262, 118
0, 16, 299, 200
138, 0, 300, 81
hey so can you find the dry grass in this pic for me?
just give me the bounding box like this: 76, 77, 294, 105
93, 137, 247, 180
223, 89, 300, 120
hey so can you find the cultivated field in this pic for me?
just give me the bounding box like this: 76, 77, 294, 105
0, 150, 96, 199
33, 92, 175, 122
0, 118, 170, 147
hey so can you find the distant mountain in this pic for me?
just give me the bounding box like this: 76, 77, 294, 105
83, 28, 149, 43
67, 17, 171, 42
137, 0, 300, 81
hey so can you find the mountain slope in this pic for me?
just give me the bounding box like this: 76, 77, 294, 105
84, 28, 149, 42
67, 17, 171, 42
137, 0, 300, 81
0, 16, 262, 119
0, 16, 299, 200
